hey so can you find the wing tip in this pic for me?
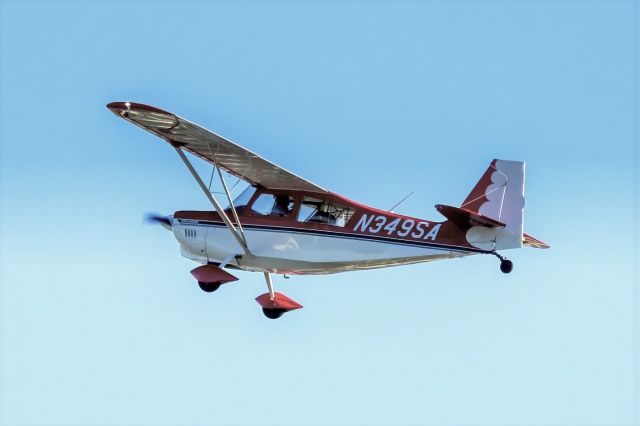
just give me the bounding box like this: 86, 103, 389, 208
106, 101, 173, 116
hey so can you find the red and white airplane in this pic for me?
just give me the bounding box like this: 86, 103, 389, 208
108, 102, 549, 319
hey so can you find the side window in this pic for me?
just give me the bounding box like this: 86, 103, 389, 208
251, 193, 294, 217
298, 198, 320, 223
333, 205, 355, 227
252, 194, 276, 215
297, 197, 354, 227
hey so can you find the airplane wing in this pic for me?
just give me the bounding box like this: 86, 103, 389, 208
107, 102, 327, 193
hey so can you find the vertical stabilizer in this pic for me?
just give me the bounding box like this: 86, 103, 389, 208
461, 160, 525, 250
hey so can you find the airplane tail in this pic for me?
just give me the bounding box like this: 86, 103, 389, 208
460, 159, 525, 250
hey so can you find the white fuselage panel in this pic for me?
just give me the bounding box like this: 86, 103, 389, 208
173, 220, 473, 275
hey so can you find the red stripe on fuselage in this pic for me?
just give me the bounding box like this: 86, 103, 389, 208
174, 189, 475, 250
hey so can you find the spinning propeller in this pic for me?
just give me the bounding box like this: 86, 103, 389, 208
144, 212, 173, 230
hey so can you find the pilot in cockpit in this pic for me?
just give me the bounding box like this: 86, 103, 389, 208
270, 195, 293, 217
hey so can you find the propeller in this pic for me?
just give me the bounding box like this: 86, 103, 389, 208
144, 212, 173, 230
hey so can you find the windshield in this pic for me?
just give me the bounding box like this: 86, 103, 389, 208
227, 186, 256, 209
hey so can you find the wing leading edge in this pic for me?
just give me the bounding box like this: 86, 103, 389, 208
107, 102, 327, 194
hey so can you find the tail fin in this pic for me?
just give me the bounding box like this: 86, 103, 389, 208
462, 159, 525, 250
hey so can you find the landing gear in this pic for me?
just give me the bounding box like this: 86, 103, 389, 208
262, 308, 287, 319
255, 273, 304, 319
500, 259, 513, 274
198, 281, 221, 292
191, 264, 238, 293
492, 251, 513, 274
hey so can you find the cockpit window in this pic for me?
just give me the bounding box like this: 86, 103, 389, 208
251, 193, 295, 217
271, 194, 295, 217
230, 186, 256, 209
297, 196, 354, 227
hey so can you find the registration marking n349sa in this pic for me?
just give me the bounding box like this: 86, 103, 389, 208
353, 214, 442, 240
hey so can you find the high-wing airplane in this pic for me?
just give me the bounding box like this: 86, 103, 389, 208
107, 102, 549, 319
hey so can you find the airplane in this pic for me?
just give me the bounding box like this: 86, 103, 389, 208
107, 101, 549, 319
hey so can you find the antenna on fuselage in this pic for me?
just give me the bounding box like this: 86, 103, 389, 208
388, 191, 414, 213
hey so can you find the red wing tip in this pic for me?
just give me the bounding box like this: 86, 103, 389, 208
106, 101, 173, 116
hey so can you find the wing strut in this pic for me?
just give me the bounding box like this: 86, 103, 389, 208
172, 145, 249, 252
263, 272, 275, 300
216, 165, 246, 241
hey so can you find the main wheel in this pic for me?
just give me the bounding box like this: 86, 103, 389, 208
198, 281, 221, 292
262, 308, 286, 319
500, 260, 513, 274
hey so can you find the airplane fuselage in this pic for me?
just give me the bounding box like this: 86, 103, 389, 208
171, 189, 486, 275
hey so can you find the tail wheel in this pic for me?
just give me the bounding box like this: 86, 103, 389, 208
500, 260, 513, 274
198, 281, 221, 292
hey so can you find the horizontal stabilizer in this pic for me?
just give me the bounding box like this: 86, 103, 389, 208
523, 233, 550, 249
435, 204, 506, 229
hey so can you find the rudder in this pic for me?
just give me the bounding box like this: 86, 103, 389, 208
461, 159, 525, 250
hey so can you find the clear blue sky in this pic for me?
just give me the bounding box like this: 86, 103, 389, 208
1, 1, 637, 425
